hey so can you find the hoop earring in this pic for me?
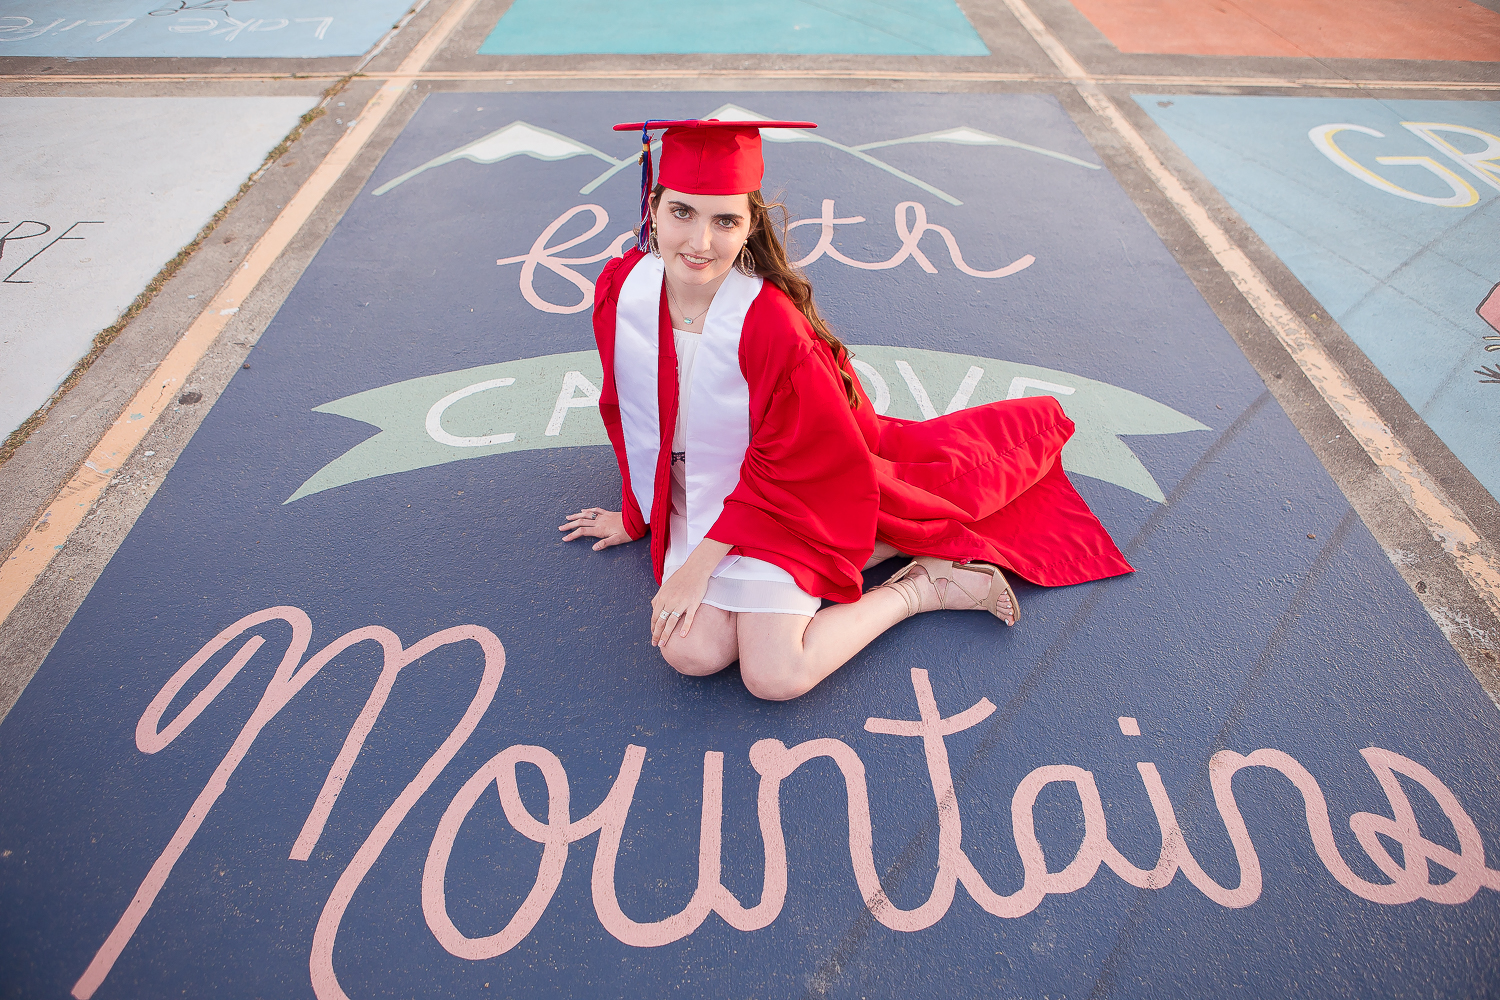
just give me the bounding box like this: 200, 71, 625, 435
736, 242, 756, 275
647, 224, 661, 258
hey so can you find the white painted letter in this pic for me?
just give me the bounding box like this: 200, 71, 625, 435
545, 371, 600, 436
850, 360, 890, 415
1006, 377, 1075, 401
1401, 122, 1500, 193
426, 379, 517, 447
1310, 124, 1479, 207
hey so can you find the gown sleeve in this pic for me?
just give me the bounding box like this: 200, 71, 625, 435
706, 301, 879, 604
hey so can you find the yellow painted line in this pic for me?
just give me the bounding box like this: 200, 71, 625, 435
0, 0, 483, 628
8, 70, 1499, 91
1002, 0, 1500, 622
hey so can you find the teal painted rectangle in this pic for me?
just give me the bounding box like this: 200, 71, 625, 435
478, 0, 989, 55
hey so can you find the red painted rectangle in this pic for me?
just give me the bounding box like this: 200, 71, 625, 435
1068, 0, 1500, 60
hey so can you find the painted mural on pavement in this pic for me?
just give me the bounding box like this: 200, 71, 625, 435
0, 95, 317, 438
1141, 96, 1500, 504
478, 0, 988, 55
285, 344, 1208, 504
0, 0, 413, 57
1, 92, 1496, 1000
1068, 0, 1500, 60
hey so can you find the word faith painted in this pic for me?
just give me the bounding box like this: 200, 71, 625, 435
495, 201, 1035, 315
72, 607, 1500, 1000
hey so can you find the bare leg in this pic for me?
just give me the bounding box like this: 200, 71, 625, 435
657, 603, 739, 677
658, 561, 1007, 700
655, 590, 912, 698
734, 563, 1011, 700
863, 540, 903, 570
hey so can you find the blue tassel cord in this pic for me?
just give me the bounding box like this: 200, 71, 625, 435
637, 122, 657, 252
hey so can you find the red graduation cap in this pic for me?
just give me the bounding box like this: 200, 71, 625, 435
613, 119, 817, 250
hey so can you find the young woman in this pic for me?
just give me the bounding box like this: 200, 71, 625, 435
560, 119, 1132, 701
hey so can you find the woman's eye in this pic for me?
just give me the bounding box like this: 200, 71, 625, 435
672, 208, 690, 219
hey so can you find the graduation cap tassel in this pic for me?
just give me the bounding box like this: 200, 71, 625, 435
636, 122, 656, 253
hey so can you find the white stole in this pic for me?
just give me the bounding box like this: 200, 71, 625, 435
614, 255, 763, 573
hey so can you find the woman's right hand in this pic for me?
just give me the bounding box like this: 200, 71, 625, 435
558, 507, 632, 551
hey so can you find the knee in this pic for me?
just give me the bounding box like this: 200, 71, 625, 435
738, 658, 809, 702
661, 642, 730, 678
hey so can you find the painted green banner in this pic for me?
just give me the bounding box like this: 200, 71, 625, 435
288, 346, 1208, 504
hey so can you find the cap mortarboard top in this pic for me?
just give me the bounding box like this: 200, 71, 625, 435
615, 119, 817, 250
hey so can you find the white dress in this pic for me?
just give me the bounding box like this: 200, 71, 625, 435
662, 328, 822, 617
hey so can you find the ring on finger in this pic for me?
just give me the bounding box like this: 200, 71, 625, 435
658, 610, 670, 621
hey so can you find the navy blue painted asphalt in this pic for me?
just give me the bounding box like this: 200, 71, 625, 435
1, 93, 1496, 1000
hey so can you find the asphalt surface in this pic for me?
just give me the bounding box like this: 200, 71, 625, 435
1, 2, 1498, 998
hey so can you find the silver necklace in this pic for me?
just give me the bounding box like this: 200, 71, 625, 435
666, 281, 703, 325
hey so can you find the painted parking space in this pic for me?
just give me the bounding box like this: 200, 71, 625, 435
1, 91, 1497, 1000
0, 0, 412, 58
1065, 0, 1500, 60
0, 95, 317, 438
478, 0, 989, 56
1140, 96, 1500, 505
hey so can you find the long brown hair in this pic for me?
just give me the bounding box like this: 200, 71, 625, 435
650, 185, 861, 408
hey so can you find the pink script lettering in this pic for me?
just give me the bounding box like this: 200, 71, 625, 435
495, 200, 1035, 315
421, 665, 1500, 968
70, 608, 1500, 1000
72, 607, 507, 1000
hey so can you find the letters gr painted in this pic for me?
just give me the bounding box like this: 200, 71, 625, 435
1141, 96, 1500, 501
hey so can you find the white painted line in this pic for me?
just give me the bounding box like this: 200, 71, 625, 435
1000, 0, 1500, 622
0, 0, 484, 632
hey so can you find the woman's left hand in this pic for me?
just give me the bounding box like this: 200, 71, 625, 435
650, 567, 710, 648
559, 507, 632, 550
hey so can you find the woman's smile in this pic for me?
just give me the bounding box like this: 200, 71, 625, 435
652, 188, 751, 294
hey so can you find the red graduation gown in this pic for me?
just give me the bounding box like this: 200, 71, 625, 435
593, 248, 1133, 604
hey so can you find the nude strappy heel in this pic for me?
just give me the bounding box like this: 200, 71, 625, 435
879, 573, 925, 619
880, 556, 1019, 626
